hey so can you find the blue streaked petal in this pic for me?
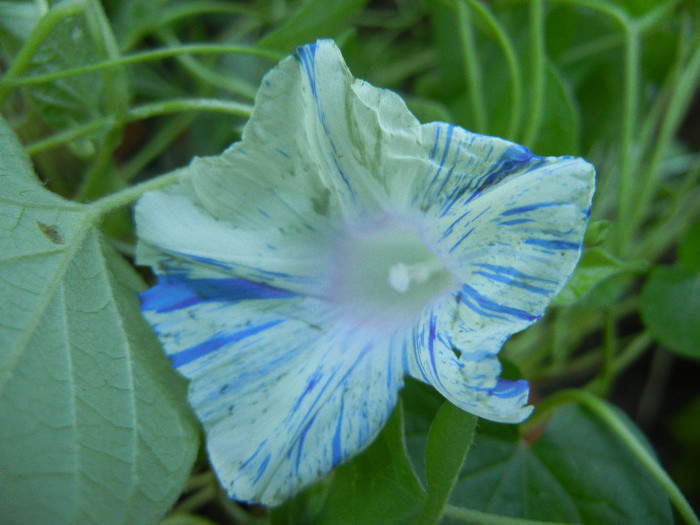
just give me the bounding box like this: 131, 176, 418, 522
184, 40, 429, 229
405, 299, 533, 423
413, 123, 594, 337
139, 273, 403, 505
134, 39, 597, 506
135, 183, 333, 295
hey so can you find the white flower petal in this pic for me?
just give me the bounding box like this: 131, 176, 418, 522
401, 123, 593, 423
139, 272, 403, 505
417, 122, 594, 335
406, 298, 533, 423
188, 40, 427, 229
135, 180, 332, 294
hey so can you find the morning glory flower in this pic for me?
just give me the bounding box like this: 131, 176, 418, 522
136, 39, 595, 505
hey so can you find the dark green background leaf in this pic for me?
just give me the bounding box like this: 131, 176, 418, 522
258, 0, 370, 54
678, 222, 700, 271
641, 266, 700, 359
553, 248, 647, 305
444, 403, 673, 524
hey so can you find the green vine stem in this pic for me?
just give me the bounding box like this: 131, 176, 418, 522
87, 168, 183, 217
442, 505, 576, 525
455, 0, 487, 133
1, 44, 283, 90
25, 98, 252, 155
522, 0, 545, 147
615, 25, 640, 256
466, 0, 523, 140
121, 1, 257, 51
155, 27, 258, 99
528, 389, 700, 525
629, 29, 700, 259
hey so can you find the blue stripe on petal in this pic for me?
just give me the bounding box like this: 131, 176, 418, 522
424, 124, 454, 202
332, 401, 344, 467
461, 284, 539, 322
498, 218, 534, 226
294, 43, 356, 199
473, 271, 553, 296
255, 454, 271, 484
472, 263, 559, 284
295, 416, 316, 475
170, 320, 283, 368
428, 315, 441, 382
488, 378, 529, 400
524, 238, 580, 251
500, 202, 562, 216
242, 440, 268, 469
140, 276, 296, 314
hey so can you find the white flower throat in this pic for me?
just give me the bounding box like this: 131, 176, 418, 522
331, 219, 456, 326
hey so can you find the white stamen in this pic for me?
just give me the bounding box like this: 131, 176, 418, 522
389, 263, 410, 293
388, 259, 445, 293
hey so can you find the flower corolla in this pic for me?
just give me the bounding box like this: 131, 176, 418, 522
136, 39, 595, 505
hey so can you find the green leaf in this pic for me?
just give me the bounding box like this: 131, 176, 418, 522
0, 0, 45, 42
402, 377, 447, 488
444, 404, 673, 525
641, 266, 700, 359
314, 400, 426, 525
421, 403, 476, 522
678, 222, 700, 271
0, 116, 199, 524
530, 63, 580, 156
25, 1, 129, 156
584, 219, 612, 247
670, 396, 700, 502
553, 248, 646, 305
258, 0, 370, 54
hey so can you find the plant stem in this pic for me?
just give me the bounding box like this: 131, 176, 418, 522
467, 0, 522, 140
25, 98, 252, 155
596, 310, 616, 396
2, 44, 283, 90
630, 28, 700, 259
522, 0, 545, 147
455, 0, 487, 133
615, 25, 640, 256
87, 169, 183, 216
442, 505, 575, 525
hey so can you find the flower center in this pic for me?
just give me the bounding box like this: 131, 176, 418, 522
330, 218, 456, 328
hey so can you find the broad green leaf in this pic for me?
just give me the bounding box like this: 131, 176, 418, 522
421, 402, 476, 522
0, 0, 45, 42
530, 63, 580, 156
258, 0, 370, 54
678, 222, 700, 271
641, 266, 700, 359
553, 248, 647, 305
670, 396, 700, 500
444, 404, 673, 525
0, 116, 199, 523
